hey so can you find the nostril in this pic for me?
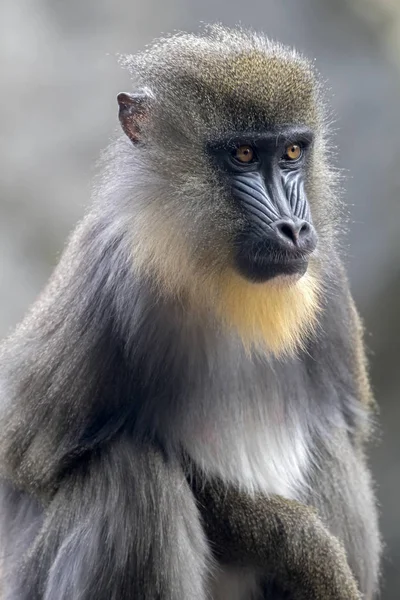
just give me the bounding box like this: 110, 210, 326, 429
298, 222, 310, 237
278, 222, 297, 243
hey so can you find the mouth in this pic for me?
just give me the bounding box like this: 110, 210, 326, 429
235, 253, 309, 283
233, 230, 313, 283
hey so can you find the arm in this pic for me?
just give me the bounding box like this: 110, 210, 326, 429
14, 439, 210, 600
193, 478, 361, 600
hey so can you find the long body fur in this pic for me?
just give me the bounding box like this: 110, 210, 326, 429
0, 26, 380, 599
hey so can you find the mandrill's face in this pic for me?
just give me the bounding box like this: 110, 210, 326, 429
206, 124, 318, 284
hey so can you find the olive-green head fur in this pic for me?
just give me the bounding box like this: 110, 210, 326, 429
120, 25, 324, 140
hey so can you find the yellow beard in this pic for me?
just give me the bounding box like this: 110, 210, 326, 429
213, 268, 321, 357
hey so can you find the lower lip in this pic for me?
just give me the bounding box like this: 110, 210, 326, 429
235, 257, 309, 284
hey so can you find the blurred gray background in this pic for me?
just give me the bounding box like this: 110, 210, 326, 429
0, 0, 399, 596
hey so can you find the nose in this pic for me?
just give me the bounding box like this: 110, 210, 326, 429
271, 218, 317, 253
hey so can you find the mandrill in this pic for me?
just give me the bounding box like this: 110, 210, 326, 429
0, 25, 380, 600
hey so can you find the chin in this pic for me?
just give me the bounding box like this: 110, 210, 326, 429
265, 272, 306, 287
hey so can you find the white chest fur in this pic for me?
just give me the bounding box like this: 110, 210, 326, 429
183, 391, 311, 499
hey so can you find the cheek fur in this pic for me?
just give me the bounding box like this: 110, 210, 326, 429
130, 214, 196, 297
129, 204, 228, 299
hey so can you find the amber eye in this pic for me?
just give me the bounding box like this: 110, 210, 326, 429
234, 145, 255, 163
284, 144, 302, 161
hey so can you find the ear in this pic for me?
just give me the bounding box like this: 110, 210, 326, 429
117, 90, 153, 143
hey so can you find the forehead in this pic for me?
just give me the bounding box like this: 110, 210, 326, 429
193, 51, 318, 127
129, 29, 322, 137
